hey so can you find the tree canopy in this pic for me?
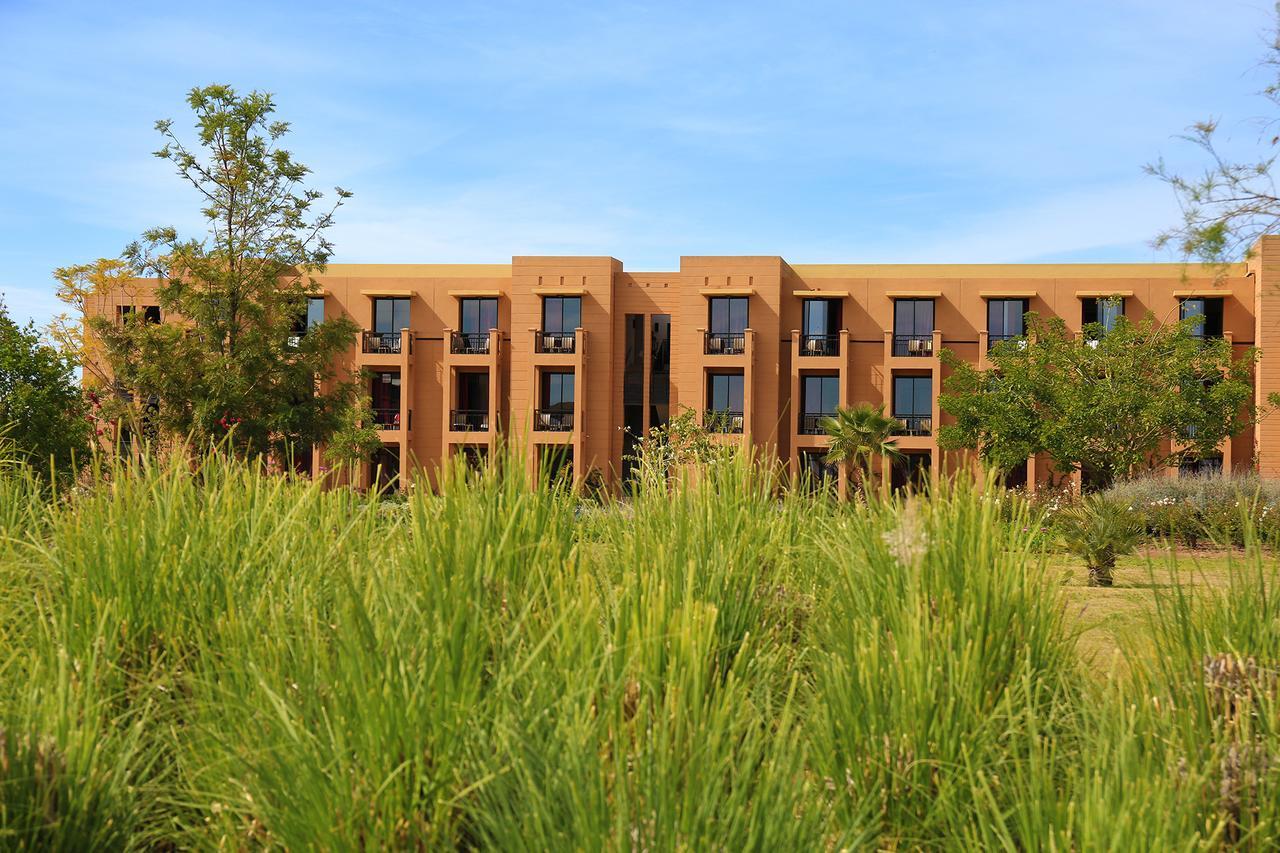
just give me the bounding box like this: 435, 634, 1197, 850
0, 299, 90, 480
938, 309, 1260, 486
54, 85, 373, 465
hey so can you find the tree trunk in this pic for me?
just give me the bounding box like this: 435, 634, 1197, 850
1087, 554, 1115, 587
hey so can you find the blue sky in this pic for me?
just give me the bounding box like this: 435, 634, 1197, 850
0, 0, 1275, 327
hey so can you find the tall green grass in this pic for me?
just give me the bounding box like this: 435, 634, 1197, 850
1, 448, 1278, 848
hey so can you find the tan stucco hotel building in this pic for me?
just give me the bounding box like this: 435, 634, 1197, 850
100, 236, 1280, 493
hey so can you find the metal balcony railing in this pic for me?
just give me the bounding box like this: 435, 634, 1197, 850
704, 410, 745, 434
799, 334, 839, 356
451, 332, 491, 355
986, 333, 1025, 351
704, 332, 746, 355
798, 413, 833, 435
362, 330, 403, 354
534, 408, 574, 432
892, 334, 934, 357
372, 407, 407, 430
535, 331, 576, 354
895, 415, 932, 436
450, 409, 489, 432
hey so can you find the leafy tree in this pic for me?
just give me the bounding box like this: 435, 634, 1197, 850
938, 309, 1260, 487
0, 299, 91, 480
54, 84, 368, 465
819, 403, 903, 492
1148, 8, 1280, 266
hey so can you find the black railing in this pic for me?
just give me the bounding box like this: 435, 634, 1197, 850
895, 415, 932, 436
534, 408, 574, 431
451, 409, 489, 432
704, 332, 746, 355
363, 330, 403, 354
372, 407, 405, 430
535, 331, 576, 354
704, 410, 745, 434
799, 413, 833, 435
893, 334, 933, 357
986, 333, 1023, 351
451, 332, 491, 355
799, 334, 839, 356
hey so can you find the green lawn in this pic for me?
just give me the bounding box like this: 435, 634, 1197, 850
1054, 548, 1237, 674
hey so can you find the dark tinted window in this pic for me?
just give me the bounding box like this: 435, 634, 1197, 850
542, 297, 581, 334
707, 373, 744, 412
650, 314, 670, 430
460, 298, 498, 334
987, 299, 1027, 337
1082, 297, 1124, 333
893, 375, 932, 418
1179, 297, 1224, 338
708, 297, 748, 334
373, 297, 410, 333
802, 375, 839, 415
541, 371, 575, 411
893, 299, 934, 336
802, 299, 840, 336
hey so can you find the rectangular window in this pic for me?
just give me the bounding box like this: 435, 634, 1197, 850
1179, 297, 1224, 338
893, 374, 932, 435
459, 297, 498, 334
371, 371, 401, 428
1081, 297, 1124, 335
893, 375, 932, 418
802, 299, 841, 336
622, 314, 646, 485
708, 296, 749, 334
802, 375, 839, 415
306, 297, 324, 329
707, 372, 744, 413
542, 296, 581, 334
373, 297, 411, 333
987, 299, 1027, 339
893, 299, 934, 336
118, 305, 161, 324
541, 371, 575, 412
457, 371, 488, 410
649, 314, 670, 430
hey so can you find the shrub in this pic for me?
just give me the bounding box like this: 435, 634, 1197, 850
1106, 473, 1280, 548
1056, 494, 1144, 586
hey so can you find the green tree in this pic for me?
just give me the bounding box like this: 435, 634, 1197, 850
1147, 7, 1280, 266
56, 84, 367, 465
938, 309, 1259, 487
819, 403, 903, 492
0, 299, 90, 480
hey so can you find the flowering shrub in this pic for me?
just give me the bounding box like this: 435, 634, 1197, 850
1105, 474, 1280, 547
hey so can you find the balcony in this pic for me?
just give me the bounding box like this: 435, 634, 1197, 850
704, 332, 746, 355
450, 409, 489, 432
363, 330, 404, 355
451, 332, 491, 355
535, 332, 576, 354
704, 410, 745, 434
534, 409, 574, 432
986, 333, 1026, 352
798, 413, 832, 435
799, 334, 839, 357
892, 334, 934, 357
895, 415, 932, 437
373, 407, 409, 431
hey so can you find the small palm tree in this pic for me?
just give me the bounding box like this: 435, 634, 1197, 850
1056, 494, 1143, 587
820, 404, 904, 493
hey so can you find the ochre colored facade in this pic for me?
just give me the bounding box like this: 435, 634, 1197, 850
98, 240, 1280, 491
